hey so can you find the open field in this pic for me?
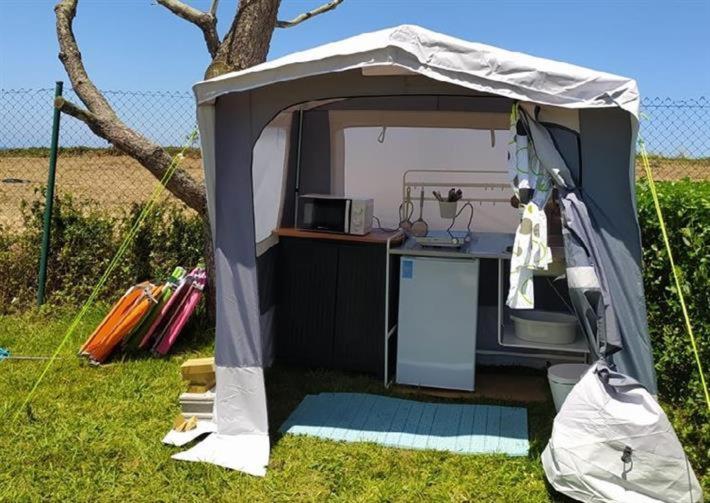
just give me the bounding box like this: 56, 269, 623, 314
1, 151, 708, 230
0, 152, 204, 230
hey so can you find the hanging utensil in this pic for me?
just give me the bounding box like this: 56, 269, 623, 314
447, 188, 463, 202
411, 188, 428, 237
399, 186, 414, 233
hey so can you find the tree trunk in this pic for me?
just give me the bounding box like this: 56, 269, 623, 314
206, 0, 281, 78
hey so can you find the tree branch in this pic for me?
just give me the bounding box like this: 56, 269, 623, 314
209, 0, 219, 17
55, 0, 117, 118
54, 0, 206, 213
54, 97, 99, 125
156, 0, 220, 58
276, 0, 343, 28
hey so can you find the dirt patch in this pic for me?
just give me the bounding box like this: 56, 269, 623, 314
0, 154, 204, 229
637, 156, 709, 181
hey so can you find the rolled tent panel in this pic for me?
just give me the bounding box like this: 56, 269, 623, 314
520, 108, 622, 357
252, 113, 291, 245
579, 109, 657, 394
541, 360, 702, 501
250, 113, 292, 368
558, 190, 616, 358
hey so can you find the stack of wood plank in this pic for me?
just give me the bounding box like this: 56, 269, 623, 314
179, 357, 215, 420
178, 390, 215, 420
181, 357, 215, 391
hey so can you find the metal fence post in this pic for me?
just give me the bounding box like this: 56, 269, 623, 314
37, 81, 64, 306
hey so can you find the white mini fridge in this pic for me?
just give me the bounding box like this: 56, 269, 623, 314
396, 256, 480, 391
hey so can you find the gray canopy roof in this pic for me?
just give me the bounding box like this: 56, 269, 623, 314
194, 24, 640, 117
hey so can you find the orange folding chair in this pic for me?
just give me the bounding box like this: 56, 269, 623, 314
81, 282, 162, 363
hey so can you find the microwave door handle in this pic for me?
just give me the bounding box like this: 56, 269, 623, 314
344, 199, 351, 234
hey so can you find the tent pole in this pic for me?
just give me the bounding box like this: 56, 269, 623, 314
293, 110, 304, 222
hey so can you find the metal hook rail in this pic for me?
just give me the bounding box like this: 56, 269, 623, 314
402, 169, 510, 205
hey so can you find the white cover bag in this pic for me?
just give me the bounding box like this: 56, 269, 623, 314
542, 361, 703, 503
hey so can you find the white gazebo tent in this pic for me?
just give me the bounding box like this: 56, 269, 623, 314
169, 25, 700, 502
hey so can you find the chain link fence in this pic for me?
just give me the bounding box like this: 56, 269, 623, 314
1, 88, 708, 231
0, 87, 200, 231
639, 96, 709, 180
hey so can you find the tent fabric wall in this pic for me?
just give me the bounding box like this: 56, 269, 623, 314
279, 113, 301, 228
213, 92, 264, 368
178, 92, 271, 475
197, 103, 217, 237
579, 109, 657, 393
298, 111, 332, 195
257, 245, 278, 366
544, 125, 582, 185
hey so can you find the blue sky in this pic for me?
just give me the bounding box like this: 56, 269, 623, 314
1, 0, 709, 96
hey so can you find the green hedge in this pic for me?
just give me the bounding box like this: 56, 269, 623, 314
0, 181, 708, 475
0, 191, 204, 312
637, 180, 709, 401
636, 179, 709, 474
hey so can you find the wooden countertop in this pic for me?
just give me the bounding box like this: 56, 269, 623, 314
277, 227, 405, 245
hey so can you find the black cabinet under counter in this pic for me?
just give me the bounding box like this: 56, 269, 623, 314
277, 237, 339, 368
275, 228, 404, 377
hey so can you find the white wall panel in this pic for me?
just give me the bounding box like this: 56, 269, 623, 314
342, 126, 519, 232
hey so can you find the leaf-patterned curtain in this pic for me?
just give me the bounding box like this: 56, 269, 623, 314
506, 105, 553, 309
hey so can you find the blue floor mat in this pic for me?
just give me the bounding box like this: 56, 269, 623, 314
279, 392, 529, 456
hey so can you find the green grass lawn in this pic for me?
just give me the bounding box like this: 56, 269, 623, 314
0, 307, 665, 501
